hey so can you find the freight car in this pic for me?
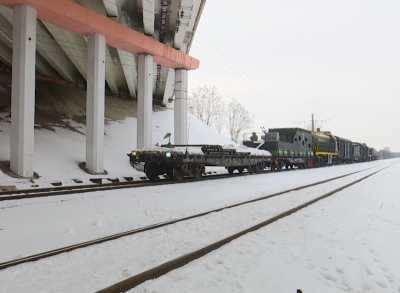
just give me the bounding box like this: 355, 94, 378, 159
335, 136, 353, 163
128, 144, 271, 181
352, 142, 369, 162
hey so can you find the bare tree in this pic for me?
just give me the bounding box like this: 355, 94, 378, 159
227, 98, 252, 142
188, 85, 225, 132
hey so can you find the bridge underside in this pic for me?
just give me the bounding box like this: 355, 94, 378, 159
0, 0, 205, 177
0, 0, 204, 102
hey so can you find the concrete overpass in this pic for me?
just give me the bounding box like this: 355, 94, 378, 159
0, 0, 205, 177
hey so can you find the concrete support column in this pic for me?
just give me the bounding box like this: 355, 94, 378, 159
10, 5, 37, 177
137, 54, 154, 149
86, 33, 106, 174
174, 69, 188, 145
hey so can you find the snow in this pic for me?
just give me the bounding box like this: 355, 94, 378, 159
130, 159, 400, 293
0, 159, 395, 292
0, 110, 233, 187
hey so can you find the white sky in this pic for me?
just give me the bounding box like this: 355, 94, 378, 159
189, 0, 400, 151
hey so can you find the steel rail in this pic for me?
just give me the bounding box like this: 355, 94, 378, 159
0, 167, 372, 271
0, 171, 265, 201
96, 166, 388, 293
0, 165, 327, 202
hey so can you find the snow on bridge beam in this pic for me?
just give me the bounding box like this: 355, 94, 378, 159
0, 0, 200, 70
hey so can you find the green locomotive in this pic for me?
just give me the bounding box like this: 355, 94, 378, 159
244, 128, 338, 168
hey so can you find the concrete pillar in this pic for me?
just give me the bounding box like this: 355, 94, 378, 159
86, 33, 105, 174
10, 5, 37, 178
174, 69, 188, 145
137, 54, 153, 149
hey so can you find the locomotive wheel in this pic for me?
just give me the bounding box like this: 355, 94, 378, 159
227, 167, 235, 174
238, 167, 244, 174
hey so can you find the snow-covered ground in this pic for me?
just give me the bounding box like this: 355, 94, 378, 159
132, 159, 400, 293
0, 159, 396, 292
0, 110, 232, 187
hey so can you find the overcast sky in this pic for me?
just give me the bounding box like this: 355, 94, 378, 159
189, 0, 400, 151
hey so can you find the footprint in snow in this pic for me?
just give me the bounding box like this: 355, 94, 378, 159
338, 281, 352, 292
365, 267, 374, 276
321, 272, 337, 283
306, 263, 315, 270
362, 283, 372, 291
385, 274, 395, 284
335, 267, 344, 274
347, 256, 355, 262
381, 266, 389, 273
376, 280, 388, 289
373, 257, 380, 263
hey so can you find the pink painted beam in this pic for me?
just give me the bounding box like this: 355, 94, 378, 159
0, 0, 200, 70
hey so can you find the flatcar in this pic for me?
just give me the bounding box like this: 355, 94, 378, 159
128, 144, 271, 180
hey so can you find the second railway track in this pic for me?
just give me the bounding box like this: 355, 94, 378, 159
96, 166, 388, 293
0, 166, 374, 271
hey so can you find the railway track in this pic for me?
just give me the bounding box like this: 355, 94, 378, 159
0, 165, 335, 201
0, 170, 269, 202
0, 166, 372, 271
96, 166, 387, 293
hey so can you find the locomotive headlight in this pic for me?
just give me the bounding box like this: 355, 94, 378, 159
165, 152, 172, 158
132, 151, 137, 157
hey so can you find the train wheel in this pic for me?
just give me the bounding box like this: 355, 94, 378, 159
238, 167, 244, 174
173, 167, 184, 181
144, 163, 160, 181
255, 163, 264, 173
192, 165, 203, 178
227, 167, 235, 174
166, 169, 174, 180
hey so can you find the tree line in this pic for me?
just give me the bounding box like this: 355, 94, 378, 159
188, 85, 252, 142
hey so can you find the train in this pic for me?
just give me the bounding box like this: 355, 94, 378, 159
128, 127, 378, 181
243, 127, 378, 170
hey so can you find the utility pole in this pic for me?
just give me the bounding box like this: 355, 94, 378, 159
311, 113, 315, 133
